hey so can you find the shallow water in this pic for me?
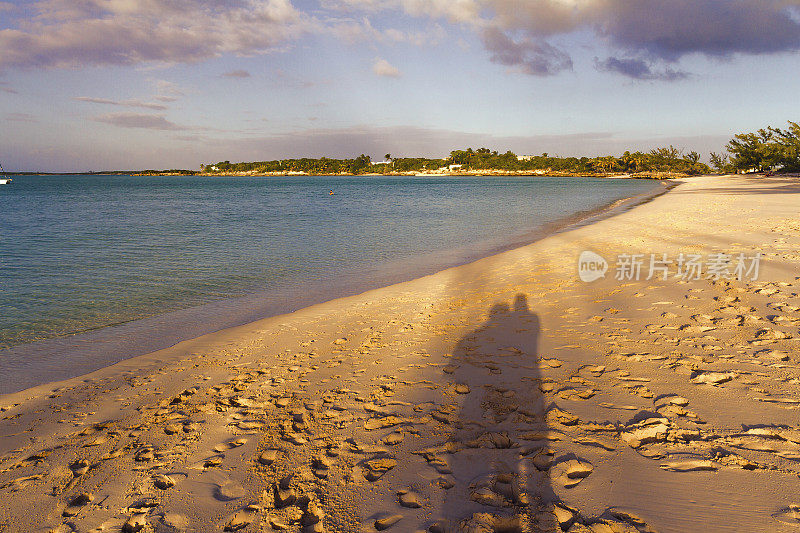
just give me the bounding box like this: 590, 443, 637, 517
0, 174, 657, 392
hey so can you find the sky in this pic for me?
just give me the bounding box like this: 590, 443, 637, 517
1, 0, 800, 172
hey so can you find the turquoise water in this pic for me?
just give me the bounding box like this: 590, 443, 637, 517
0, 174, 657, 392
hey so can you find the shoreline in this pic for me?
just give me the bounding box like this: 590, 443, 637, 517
145, 170, 686, 179
7, 171, 692, 179
3, 174, 800, 531
0, 177, 669, 396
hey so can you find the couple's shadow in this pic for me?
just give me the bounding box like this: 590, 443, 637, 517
436, 294, 558, 532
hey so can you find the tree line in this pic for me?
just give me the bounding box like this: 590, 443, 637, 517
713, 120, 800, 173
198, 120, 800, 176
446, 146, 710, 175
203, 147, 712, 176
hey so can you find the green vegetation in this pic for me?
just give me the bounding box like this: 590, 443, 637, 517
204, 145, 712, 177
203, 155, 449, 175
205, 156, 382, 175
714, 121, 800, 174
447, 146, 709, 175
138, 169, 199, 176
199, 122, 800, 177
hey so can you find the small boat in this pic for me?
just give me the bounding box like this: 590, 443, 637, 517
0, 162, 11, 184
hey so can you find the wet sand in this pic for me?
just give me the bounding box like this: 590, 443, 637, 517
2, 174, 800, 532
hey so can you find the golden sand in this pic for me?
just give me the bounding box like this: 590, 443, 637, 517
1, 174, 800, 532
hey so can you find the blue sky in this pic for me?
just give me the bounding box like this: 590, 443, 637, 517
1, 0, 800, 171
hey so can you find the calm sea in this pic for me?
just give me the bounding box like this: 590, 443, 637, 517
0, 174, 658, 393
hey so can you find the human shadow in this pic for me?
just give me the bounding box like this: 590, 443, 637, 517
432, 294, 559, 532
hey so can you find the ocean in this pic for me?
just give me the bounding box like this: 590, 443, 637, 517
0, 174, 658, 393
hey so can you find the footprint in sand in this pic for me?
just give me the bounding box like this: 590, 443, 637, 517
550, 455, 594, 488
691, 371, 735, 385
214, 437, 247, 452
122, 512, 149, 533
62, 492, 93, 517
469, 471, 529, 507
397, 488, 422, 508
362, 457, 397, 481
454, 384, 471, 394
311, 455, 332, 479
374, 513, 403, 530
273, 474, 297, 508
659, 460, 718, 472
382, 432, 404, 445
215, 479, 247, 501
773, 505, 800, 527
224, 504, 260, 531
160, 512, 189, 531
257, 449, 279, 465
152, 473, 176, 489
69, 459, 91, 476
199, 455, 224, 469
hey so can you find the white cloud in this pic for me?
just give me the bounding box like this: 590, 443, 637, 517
0, 0, 311, 70
5, 112, 37, 122
323, 0, 800, 79
73, 96, 168, 110
323, 0, 480, 23
372, 58, 401, 77
151, 79, 187, 102
3, 0, 799, 80
93, 112, 183, 130
222, 69, 252, 78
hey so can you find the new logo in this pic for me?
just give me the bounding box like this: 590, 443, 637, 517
578, 251, 608, 282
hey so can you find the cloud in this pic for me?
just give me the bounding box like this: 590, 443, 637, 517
323, 0, 480, 24
480, 1, 800, 57
373, 58, 401, 77
3, 0, 799, 80
330, 16, 445, 46
330, 0, 800, 79
0, 0, 311, 70
5, 112, 37, 122
594, 57, 689, 81
481, 0, 800, 76
151, 79, 186, 102
595, 1, 800, 60
0, 81, 16, 93
329, 16, 380, 44
481, 26, 572, 76
222, 69, 251, 78
73, 96, 168, 110
93, 112, 182, 130
399, 0, 480, 23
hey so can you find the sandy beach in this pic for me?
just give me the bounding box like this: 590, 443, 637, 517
2, 174, 800, 533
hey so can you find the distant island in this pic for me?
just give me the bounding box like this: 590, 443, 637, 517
141, 148, 710, 179
135, 121, 800, 179
8, 171, 139, 176
10, 121, 797, 178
